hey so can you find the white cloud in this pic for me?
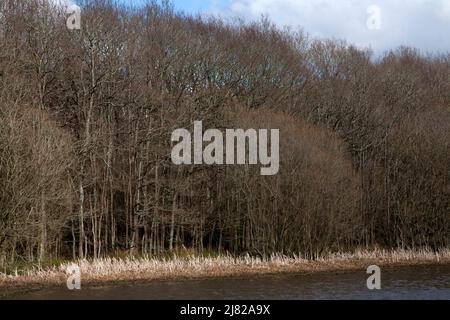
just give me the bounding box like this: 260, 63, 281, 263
49, 0, 81, 19
50, 0, 73, 6
212, 0, 450, 54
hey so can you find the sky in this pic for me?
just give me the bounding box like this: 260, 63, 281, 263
66, 0, 450, 55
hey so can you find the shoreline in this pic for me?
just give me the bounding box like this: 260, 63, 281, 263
1, 249, 449, 297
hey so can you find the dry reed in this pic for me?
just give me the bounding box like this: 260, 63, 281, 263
1, 248, 449, 292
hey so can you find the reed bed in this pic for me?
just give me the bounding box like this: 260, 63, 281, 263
1, 248, 449, 292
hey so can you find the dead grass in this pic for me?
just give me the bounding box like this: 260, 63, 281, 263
1, 248, 449, 293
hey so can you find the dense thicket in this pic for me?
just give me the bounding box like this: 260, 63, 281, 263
0, 0, 449, 266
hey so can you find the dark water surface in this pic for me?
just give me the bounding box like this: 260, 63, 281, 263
11, 264, 450, 300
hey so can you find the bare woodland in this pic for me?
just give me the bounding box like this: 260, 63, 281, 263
0, 0, 449, 269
